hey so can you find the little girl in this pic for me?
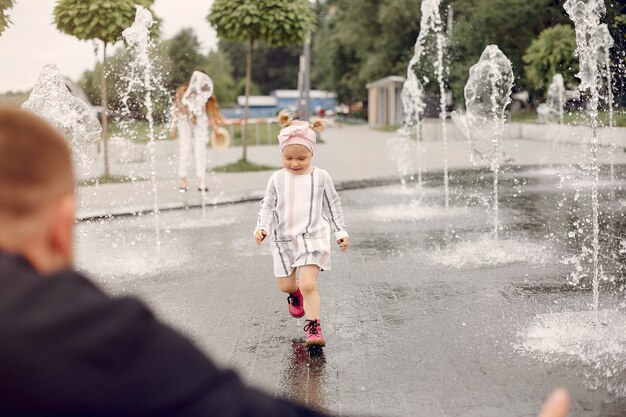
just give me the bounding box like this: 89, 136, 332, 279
254, 110, 349, 348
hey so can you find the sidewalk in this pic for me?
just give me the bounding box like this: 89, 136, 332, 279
77, 122, 626, 219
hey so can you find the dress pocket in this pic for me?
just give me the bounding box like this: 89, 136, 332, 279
303, 235, 327, 253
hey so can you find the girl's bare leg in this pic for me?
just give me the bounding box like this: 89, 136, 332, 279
298, 265, 321, 321
276, 269, 298, 294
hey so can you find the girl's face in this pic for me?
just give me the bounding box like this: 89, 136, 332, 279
282, 144, 312, 174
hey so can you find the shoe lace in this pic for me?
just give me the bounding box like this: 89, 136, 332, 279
287, 293, 301, 307
303, 320, 319, 335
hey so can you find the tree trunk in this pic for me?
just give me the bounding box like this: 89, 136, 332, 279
242, 37, 255, 162
101, 41, 110, 177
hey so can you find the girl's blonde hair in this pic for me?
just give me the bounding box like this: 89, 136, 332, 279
277, 109, 328, 133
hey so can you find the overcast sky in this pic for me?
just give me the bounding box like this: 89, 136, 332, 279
0, 0, 218, 93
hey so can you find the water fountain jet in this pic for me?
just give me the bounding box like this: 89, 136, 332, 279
564, 0, 611, 318
453, 45, 514, 241
120, 6, 163, 256
395, 0, 449, 203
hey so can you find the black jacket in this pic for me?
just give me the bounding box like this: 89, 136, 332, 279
0, 252, 331, 417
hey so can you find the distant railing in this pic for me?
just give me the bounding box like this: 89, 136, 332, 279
222, 118, 280, 146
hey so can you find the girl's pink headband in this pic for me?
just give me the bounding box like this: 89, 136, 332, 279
278, 124, 316, 154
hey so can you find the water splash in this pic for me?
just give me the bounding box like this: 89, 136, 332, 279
369, 203, 467, 223
429, 237, 551, 268
595, 24, 614, 128
519, 310, 626, 397
454, 45, 514, 241
400, 72, 426, 186
21, 64, 101, 179
398, 0, 449, 204
387, 126, 416, 187
537, 74, 566, 125
182, 70, 214, 119
121, 6, 163, 256
564, 0, 609, 318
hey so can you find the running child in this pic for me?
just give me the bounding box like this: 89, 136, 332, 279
254, 110, 349, 347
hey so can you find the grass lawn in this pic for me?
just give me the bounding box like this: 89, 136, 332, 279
212, 159, 278, 173
510, 110, 626, 127
109, 120, 285, 146
375, 125, 401, 132
78, 175, 145, 187
109, 120, 170, 144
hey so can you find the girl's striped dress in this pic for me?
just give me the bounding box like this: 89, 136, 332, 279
255, 167, 349, 277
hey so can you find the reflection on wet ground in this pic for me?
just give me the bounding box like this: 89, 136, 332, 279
278, 341, 329, 413
76, 164, 626, 416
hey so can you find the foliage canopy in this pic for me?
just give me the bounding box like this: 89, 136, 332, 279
0, 0, 15, 35
208, 0, 315, 47
54, 0, 156, 44
523, 24, 578, 92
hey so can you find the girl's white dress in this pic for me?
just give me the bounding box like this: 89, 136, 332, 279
255, 167, 349, 277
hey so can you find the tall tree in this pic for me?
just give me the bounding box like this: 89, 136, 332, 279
219, 40, 300, 95
448, 0, 568, 107
162, 28, 206, 93
54, 0, 157, 177
523, 24, 578, 93
203, 50, 237, 105
0, 0, 15, 35
208, 0, 315, 162
312, 0, 424, 105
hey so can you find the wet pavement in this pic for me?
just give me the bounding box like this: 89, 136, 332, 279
75, 164, 626, 417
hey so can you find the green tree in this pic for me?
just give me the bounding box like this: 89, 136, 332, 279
54, 0, 157, 176
312, 0, 424, 105
523, 24, 578, 93
235, 78, 260, 98
219, 40, 300, 94
79, 42, 170, 123
162, 28, 206, 93
0, 0, 15, 35
203, 50, 237, 105
448, 0, 568, 107
208, 0, 315, 162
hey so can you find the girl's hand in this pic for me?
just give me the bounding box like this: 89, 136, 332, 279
255, 229, 267, 245
337, 237, 349, 251
170, 127, 177, 139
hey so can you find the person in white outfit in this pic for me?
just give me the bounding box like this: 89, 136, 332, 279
254, 110, 349, 348
170, 74, 223, 192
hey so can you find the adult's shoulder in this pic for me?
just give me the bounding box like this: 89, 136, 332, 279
0, 253, 155, 347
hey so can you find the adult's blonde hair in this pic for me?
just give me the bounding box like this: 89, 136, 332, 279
173, 82, 224, 126
277, 109, 328, 133
173, 82, 189, 117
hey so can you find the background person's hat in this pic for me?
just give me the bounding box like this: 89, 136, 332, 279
211, 126, 230, 152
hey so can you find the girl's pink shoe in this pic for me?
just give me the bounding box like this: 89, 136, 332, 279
304, 319, 325, 347
287, 288, 305, 318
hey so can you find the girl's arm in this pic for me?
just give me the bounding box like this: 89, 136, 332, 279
254, 174, 277, 238
321, 173, 348, 241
